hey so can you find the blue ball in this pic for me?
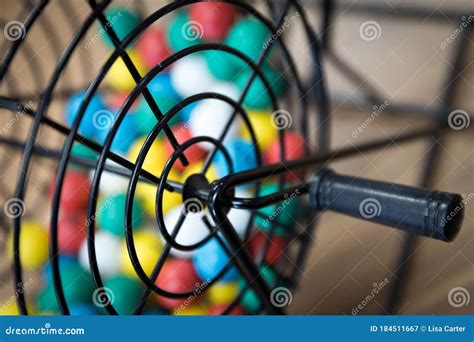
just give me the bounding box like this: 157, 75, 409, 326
193, 237, 238, 282
216, 139, 257, 177
42, 255, 78, 284
96, 110, 140, 155
69, 304, 98, 316
65, 91, 106, 139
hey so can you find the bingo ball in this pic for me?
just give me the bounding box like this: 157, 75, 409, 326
265, 131, 306, 181
188, 99, 240, 150
163, 205, 210, 258
120, 230, 163, 278
58, 212, 87, 255
208, 305, 246, 315
9, 220, 48, 269
0, 301, 21, 315
167, 11, 203, 52
239, 265, 277, 313
254, 183, 299, 235
65, 91, 106, 139
78, 231, 122, 279
189, 2, 237, 40
215, 139, 257, 177
97, 192, 144, 237
248, 231, 286, 265
90, 160, 129, 196
51, 170, 90, 214
100, 7, 141, 48
170, 55, 216, 98
43, 254, 77, 284
137, 26, 171, 69
128, 137, 169, 175
102, 276, 142, 315
70, 304, 97, 316
37, 263, 95, 312
173, 305, 207, 316
96, 110, 141, 155
236, 66, 285, 109
164, 124, 207, 171
155, 258, 201, 309
240, 110, 279, 151
193, 237, 238, 282
136, 182, 182, 217
71, 143, 98, 170
227, 207, 252, 239
207, 281, 239, 306
203, 50, 242, 81
107, 50, 147, 92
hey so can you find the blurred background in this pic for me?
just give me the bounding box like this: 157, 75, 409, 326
0, 0, 472, 315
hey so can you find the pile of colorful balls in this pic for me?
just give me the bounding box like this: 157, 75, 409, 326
4, 3, 308, 316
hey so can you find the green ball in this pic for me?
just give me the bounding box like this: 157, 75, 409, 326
223, 17, 272, 72
236, 67, 285, 109
239, 265, 277, 313
71, 143, 98, 170
203, 50, 243, 81
102, 276, 142, 315
254, 183, 299, 235
167, 11, 203, 52
97, 193, 144, 237
100, 7, 141, 48
37, 263, 95, 312
135, 96, 182, 136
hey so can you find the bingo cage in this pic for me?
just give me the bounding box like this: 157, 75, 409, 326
0, 0, 470, 316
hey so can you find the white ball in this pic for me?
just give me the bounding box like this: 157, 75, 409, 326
227, 189, 253, 238
171, 55, 216, 98
89, 160, 129, 195
208, 82, 241, 102
163, 205, 211, 258
78, 231, 122, 278
189, 99, 240, 150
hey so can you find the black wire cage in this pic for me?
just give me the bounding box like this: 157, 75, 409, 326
0, 0, 471, 316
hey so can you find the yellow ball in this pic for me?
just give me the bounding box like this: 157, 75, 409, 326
9, 221, 48, 269
107, 50, 147, 92
136, 182, 182, 217
173, 305, 208, 316
182, 162, 219, 183
120, 230, 163, 278
128, 137, 169, 175
0, 301, 20, 315
207, 282, 239, 306
241, 110, 279, 151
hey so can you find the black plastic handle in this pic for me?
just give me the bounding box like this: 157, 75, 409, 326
310, 169, 464, 241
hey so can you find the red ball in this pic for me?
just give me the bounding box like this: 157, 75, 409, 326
137, 27, 171, 69
50, 171, 90, 215
164, 124, 207, 171
208, 305, 246, 315
58, 212, 87, 255
155, 258, 201, 309
189, 3, 237, 41
248, 231, 287, 266
264, 132, 306, 181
